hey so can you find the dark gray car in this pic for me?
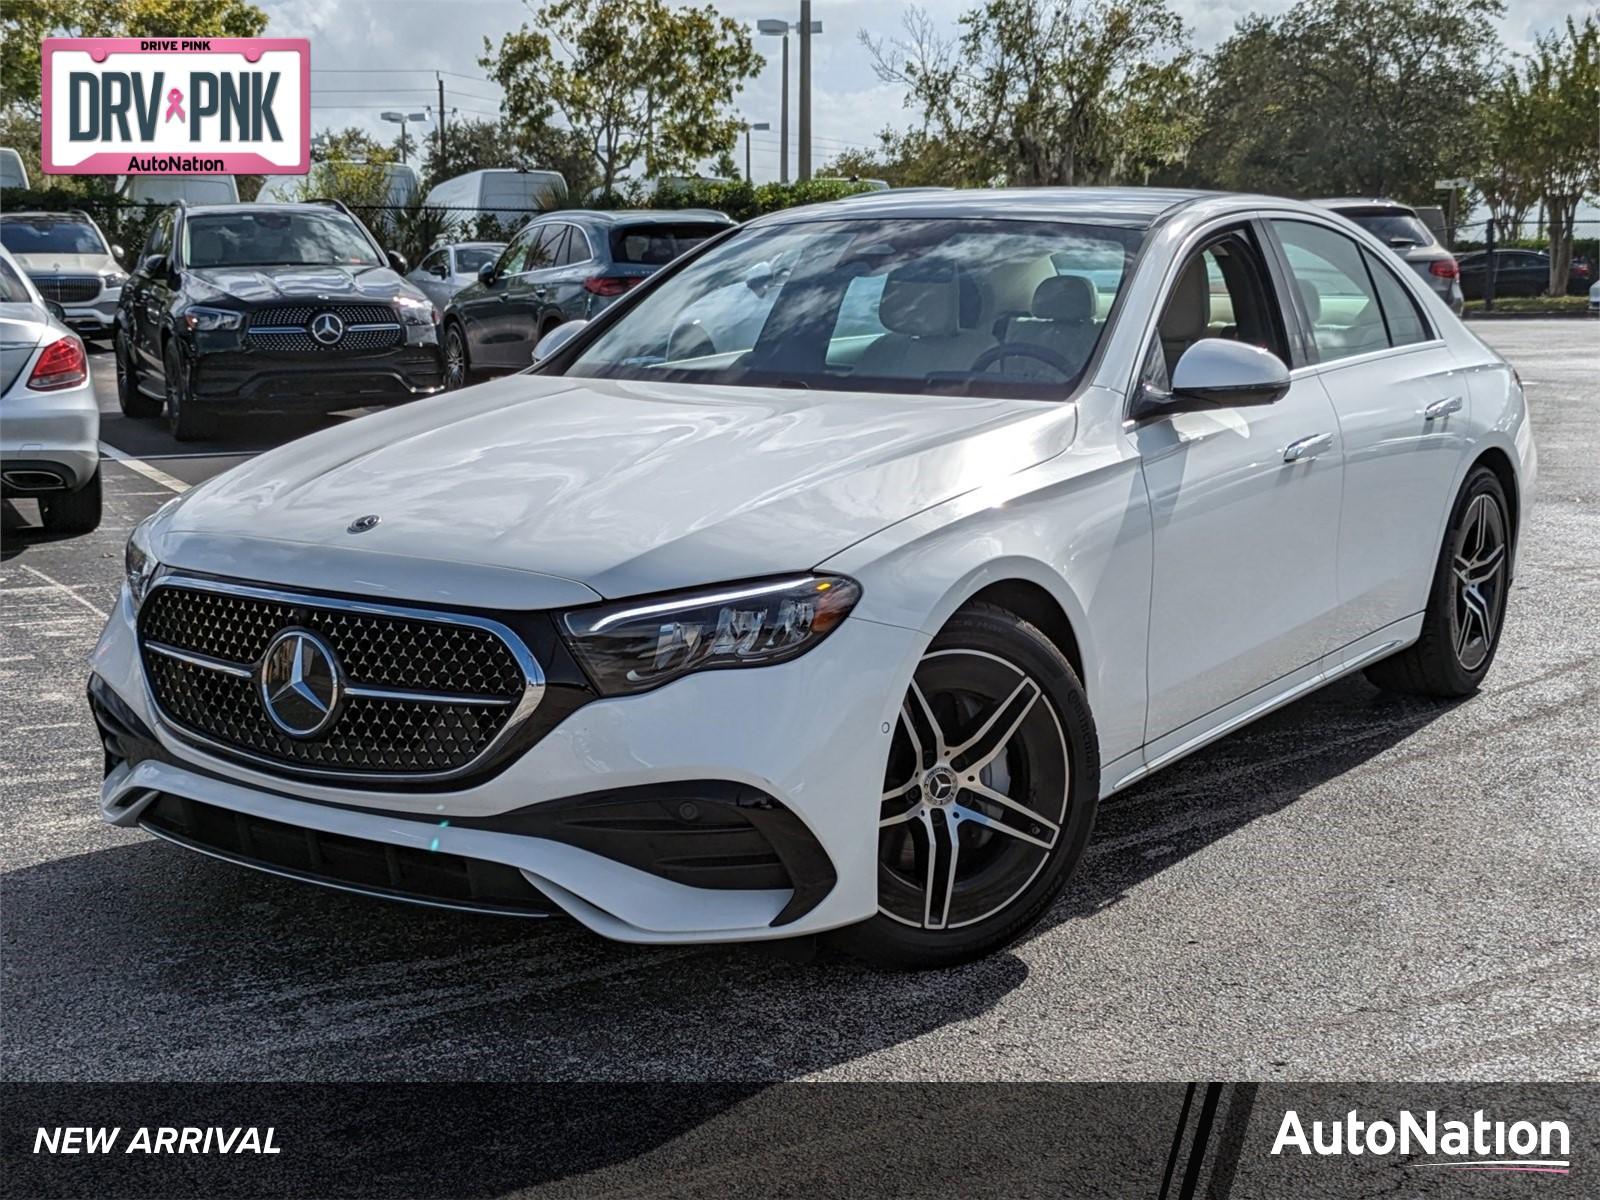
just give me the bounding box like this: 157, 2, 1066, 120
442, 209, 734, 386
1312, 198, 1463, 313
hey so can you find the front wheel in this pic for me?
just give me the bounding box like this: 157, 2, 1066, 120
1366, 465, 1511, 697
828, 603, 1100, 969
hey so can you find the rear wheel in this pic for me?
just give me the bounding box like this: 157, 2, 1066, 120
115, 330, 161, 418
39, 469, 102, 535
1366, 466, 1511, 697
164, 340, 216, 443
444, 323, 470, 390
828, 604, 1099, 969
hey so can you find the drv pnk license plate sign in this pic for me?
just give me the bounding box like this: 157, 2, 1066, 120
41, 38, 309, 175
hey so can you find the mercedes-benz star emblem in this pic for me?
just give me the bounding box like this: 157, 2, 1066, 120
347, 514, 381, 534
258, 629, 343, 738
309, 311, 345, 345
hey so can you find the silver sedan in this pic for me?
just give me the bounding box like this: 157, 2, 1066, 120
406, 242, 506, 312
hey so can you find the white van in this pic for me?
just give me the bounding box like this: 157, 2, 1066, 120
423, 169, 567, 225
118, 174, 238, 205
257, 162, 419, 207
0, 149, 29, 190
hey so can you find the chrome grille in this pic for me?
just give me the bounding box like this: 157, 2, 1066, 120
137, 581, 539, 779
249, 303, 396, 327
245, 304, 403, 352
247, 325, 402, 352
34, 275, 100, 303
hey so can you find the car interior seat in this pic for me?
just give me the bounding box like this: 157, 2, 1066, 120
1159, 257, 1211, 374
854, 263, 996, 378
993, 275, 1100, 378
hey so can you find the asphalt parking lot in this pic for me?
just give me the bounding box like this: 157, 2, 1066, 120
2, 321, 1596, 1084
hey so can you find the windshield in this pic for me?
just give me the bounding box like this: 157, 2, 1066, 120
565, 218, 1141, 398
610, 222, 729, 265
182, 211, 383, 269
0, 219, 106, 256
1347, 213, 1434, 247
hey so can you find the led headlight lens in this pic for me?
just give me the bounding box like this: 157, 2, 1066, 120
124, 516, 163, 609
395, 294, 440, 326
561, 574, 861, 695
182, 306, 242, 332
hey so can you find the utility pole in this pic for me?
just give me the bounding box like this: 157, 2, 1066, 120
744, 121, 770, 181
437, 73, 447, 166
798, 1, 812, 181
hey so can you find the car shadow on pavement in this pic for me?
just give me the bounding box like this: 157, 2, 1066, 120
0, 498, 83, 558
1, 675, 1459, 1088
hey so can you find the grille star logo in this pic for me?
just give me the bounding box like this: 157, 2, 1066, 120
258, 629, 342, 738
309, 311, 344, 345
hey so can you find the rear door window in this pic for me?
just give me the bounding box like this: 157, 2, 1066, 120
1361, 249, 1432, 347
1271, 220, 1389, 362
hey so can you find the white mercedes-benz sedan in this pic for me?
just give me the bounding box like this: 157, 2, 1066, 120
89, 189, 1535, 967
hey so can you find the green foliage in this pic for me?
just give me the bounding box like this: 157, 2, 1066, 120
313, 126, 398, 166
420, 117, 598, 198
1, 0, 267, 114
1188, 0, 1504, 199
862, 0, 1192, 187
482, 0, 762, 195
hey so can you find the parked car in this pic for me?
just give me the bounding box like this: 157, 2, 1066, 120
113, 201, 444, 441
1312, 198, 1462, 312
0, 210, 126, 340
90, 188, 1533, 967
0, 245, 99, 533
0, 147, 29, 190
443, 209, 734, 387
119, 174, 238, 206
1567, 256, 1594, 294
1589, 279, 1599, 315
1457, 249, 1550, 299
423, 169, 567, 227
405, 241, 505, 311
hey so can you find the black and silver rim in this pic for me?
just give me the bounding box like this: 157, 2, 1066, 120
1451, 492, 1507, 671
115, 335, 130, 393
164, 349, 181, 419
444, 329, 466, 388
878, 649, 1069, 931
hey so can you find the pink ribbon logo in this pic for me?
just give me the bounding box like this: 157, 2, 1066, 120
164, 87, 185, 123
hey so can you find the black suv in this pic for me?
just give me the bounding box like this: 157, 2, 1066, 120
115, 201, 444, 440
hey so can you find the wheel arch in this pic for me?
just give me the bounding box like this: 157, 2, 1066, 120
1471, 445, 1520, 570
958, 578, 1086, 687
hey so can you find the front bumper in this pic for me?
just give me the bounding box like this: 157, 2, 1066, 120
0, 379, 99, 492
60, 296, 119, 334
188, 343, 446, 413
90, 584, 926, 942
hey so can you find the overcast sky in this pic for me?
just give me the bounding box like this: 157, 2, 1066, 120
265, 0, 1586, 182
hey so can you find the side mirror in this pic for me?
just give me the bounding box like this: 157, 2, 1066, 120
532, 319, 588, 364
111, 243, 125, 262
1138, 340, 1289, 418
478, 261, 498, 287
430, 261, 449, 278
141, 253, 168, 277
386, 250, 408, 274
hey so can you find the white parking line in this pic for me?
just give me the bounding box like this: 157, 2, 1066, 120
98, 442, 189, 493
16, 564, 110, 621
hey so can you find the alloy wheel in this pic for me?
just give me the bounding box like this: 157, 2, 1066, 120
878, 649, 1070, 931
1451, 492, 1507, 671
444, 328, 466, 389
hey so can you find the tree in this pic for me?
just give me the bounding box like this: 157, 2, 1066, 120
313, 126, 397, 165
863, 0, 1192, 188
1473, 72, 1541, 242
1189, 0, 1504, 200
2, 0, 267, 115
1515, 16, 1600, 296
482, 0, 762, 195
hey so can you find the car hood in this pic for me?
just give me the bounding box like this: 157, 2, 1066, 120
188, 264, 422, 306
158, 373, 1077, 601
12, 252, 114, 274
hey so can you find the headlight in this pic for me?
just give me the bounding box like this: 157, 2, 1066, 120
560, 574, 861, 696
101, 270, 128, 287
124, 516, 163, 609
395, 295, 439, 326
182, 306, 242, 332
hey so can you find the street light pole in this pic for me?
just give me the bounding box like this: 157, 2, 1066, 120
798, 1, 812, 181
757, 21, 791, 183
380, 110, 429, 165
744, 121, 770, 181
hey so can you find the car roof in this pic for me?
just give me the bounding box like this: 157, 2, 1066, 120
556, 209, 736, 226
0, 210, 95, 223
1311, 197, 1417, 214
185, 202, 354, 217
751, 186, 1219, 228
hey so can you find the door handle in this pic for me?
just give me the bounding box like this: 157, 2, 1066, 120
533, 287, 548, 299
1283, 432, 1333, 463
1425, 395, 1463, 421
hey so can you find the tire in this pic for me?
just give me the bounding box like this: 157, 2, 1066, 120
38, 468, 102, 535
1365, 465, 1511, 698
115, 330, 162, 418
163, 340, 216, 442
827, 602, 1100, 969
443, 322, 470, 390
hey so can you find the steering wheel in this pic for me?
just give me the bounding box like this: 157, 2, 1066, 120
969, 342, 1076, 377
